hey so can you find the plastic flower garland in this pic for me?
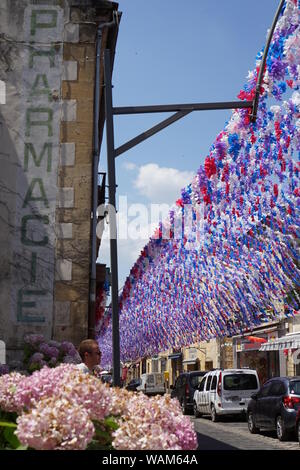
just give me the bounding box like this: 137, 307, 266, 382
99, 0, 300, 366
0, 365, 197, 450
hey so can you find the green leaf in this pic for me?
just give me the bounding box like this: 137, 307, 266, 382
0, 421, 17, 428
94, 429, 110, 439
104, 417, 119, 431
3, 427, 21, 449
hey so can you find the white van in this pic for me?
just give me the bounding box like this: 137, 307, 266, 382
137, 373, 165, 396
193, 369, 260, 421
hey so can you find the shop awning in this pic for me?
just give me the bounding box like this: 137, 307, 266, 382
182, 359, 197, 365
259, 333, 300, 352
168, 353, 182, 360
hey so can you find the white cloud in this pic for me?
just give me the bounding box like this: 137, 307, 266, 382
123, 161, 137, 171
135, 163, 194, 205
97, 163, 195, 287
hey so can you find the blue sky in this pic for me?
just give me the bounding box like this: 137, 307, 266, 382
98, 0, 279, 289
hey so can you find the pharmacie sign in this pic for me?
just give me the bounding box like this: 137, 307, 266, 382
12, 6, 63, 327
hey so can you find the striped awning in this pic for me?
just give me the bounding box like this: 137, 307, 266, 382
259, 333, 300, 352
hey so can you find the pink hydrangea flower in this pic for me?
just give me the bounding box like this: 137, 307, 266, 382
16, 396, 94, 450
13, 364, 77, 410
112, 393, 198, 450
2, 365, 198, 450
0, 372, 26, 412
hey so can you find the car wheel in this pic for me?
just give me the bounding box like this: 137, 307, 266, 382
248, 412, 259, 434
193, 401, 201, 418
276, 416, 290, 442
211, 404, 219, 422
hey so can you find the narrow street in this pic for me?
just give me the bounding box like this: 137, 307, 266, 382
192, 416, 300, 450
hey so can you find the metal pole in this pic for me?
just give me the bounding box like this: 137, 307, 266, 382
104, 48, 120, 386
89, 26, 103, 339
115, 111, 191, 157
251, 0, 285, 121
113, 100, 253, 115
89, 13, 118, 338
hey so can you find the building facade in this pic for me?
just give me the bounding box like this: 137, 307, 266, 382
0, 0, 120, 362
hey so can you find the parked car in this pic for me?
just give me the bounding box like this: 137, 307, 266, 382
125, 378, 141, 392
247, 376, 300, 441
136, 373, 165, 396
296, 408, 300, 445
170, 371, 206, 414
100, 372, 113, 386
193, 368, 260, 422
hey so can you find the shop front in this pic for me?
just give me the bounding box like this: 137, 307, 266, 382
182, 347, 199, 372
259, 332, 300, 376
233, 327, 282, 385
168, 351, 182, 385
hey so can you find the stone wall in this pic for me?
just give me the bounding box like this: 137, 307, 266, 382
0, 0, 119, 362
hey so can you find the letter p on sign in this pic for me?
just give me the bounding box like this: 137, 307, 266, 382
0, 80, 6, 104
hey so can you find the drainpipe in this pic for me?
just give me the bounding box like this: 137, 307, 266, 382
89, 12, 118, 339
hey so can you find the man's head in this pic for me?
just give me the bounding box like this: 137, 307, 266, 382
78, 339, 102, 370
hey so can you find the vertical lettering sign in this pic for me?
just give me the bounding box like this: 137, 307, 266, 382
0, 80, 6, 104
11, 6, 63, 328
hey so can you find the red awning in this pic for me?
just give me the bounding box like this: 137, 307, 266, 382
248, 336, 267, 344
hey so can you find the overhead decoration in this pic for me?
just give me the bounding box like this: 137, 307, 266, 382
99, 0, 300, 367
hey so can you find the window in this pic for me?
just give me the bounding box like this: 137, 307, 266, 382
198, 377, 206, 392
206, 375, 212, 391
152, 360, 158, 373
190, 374, 205, 389
146, 375, 155, 385
205, 361, 213, 371
211, 375, 217, 390
289, 380, 300, 395
269, 381, 286, 396
160, 358, 167, 373
223, 374, 258, 391
176, 377, 182, 389
259, 382, 272, 397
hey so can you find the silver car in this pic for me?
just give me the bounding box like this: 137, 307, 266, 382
193, 368, 260, 421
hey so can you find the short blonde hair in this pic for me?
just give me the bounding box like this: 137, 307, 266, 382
78, 339, 100, 361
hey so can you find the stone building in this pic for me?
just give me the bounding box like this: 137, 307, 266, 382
0, 0, 120, 362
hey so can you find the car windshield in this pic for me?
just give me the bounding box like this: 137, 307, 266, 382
190, 374, 204, 389
290, 380, 300, 395
223, 374, 258, 391
101, 374, 112, 383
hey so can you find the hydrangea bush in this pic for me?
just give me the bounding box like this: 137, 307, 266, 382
23, 334, 81, 372
0, 364, 197, 450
